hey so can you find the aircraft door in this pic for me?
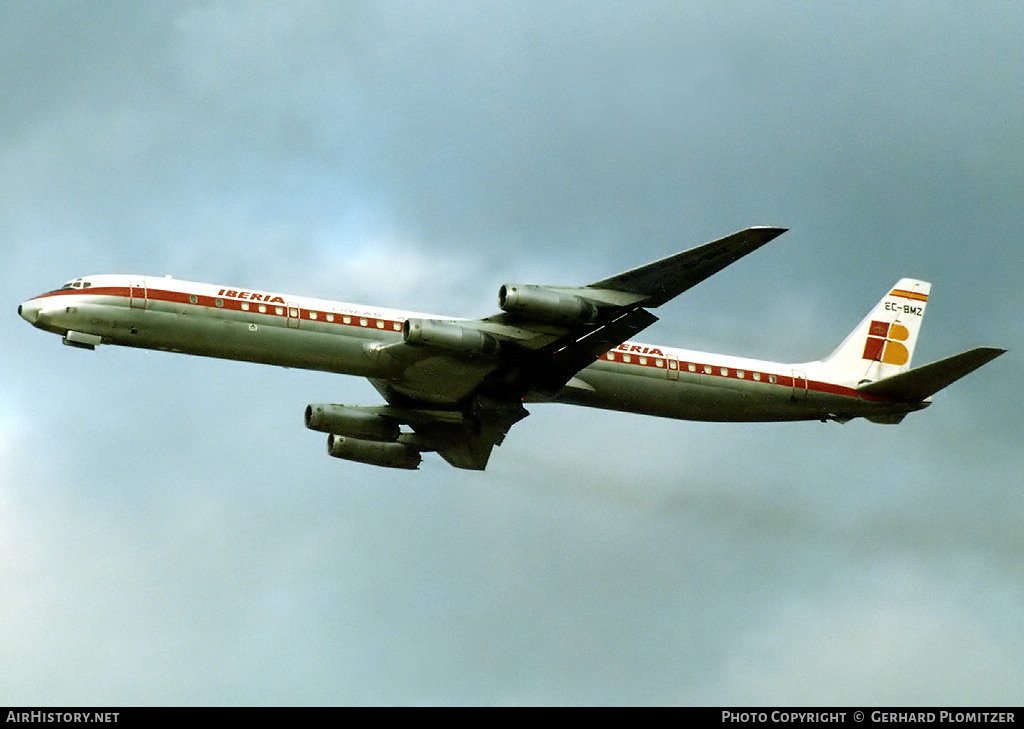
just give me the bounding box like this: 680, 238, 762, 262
129, 279, 147, 309
287, 302, 300, 329
667, 356, 680, 381
791, 369, 808, 400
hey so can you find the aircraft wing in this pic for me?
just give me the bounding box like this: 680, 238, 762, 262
586, 226, 788, 307
366, 226, 785, 469
477, 225, 787, 397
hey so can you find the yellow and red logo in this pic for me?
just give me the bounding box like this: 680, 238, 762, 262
862, 320, 910, 365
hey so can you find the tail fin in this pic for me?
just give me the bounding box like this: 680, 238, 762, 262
821, 278, 931, 384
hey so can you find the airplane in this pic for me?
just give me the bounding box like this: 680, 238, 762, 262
18, 227, 1005, 470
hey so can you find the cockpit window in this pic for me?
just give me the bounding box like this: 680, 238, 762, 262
57, 278, 92, 291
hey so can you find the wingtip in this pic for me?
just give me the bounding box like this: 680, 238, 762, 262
749, 225, 788, 238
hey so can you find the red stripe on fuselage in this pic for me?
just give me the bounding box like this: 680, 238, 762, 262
36, 285, 406, 334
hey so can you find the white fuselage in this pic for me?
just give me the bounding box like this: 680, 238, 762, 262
18, 274, 914, 425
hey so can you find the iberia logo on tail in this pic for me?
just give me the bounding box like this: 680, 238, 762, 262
863, 320, 910, 365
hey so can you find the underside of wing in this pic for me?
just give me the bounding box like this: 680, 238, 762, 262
404, 397, 529, 471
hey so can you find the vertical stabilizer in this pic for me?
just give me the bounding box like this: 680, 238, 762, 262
821, 278, 931, 384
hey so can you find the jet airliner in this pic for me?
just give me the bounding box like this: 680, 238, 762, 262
18, 227, 1005, 470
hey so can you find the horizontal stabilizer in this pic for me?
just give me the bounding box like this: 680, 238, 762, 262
857, 347, 1006, 403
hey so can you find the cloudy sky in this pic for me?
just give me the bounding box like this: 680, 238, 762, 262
2, 1, 1022, 705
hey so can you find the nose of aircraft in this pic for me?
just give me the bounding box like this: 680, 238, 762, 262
18, 299, 40, 324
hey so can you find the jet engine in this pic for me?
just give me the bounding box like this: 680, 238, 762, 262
305, 404, 400, 442
327, 434, 421, 470
402, 318, 500, 357
498, 284, 599, 324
